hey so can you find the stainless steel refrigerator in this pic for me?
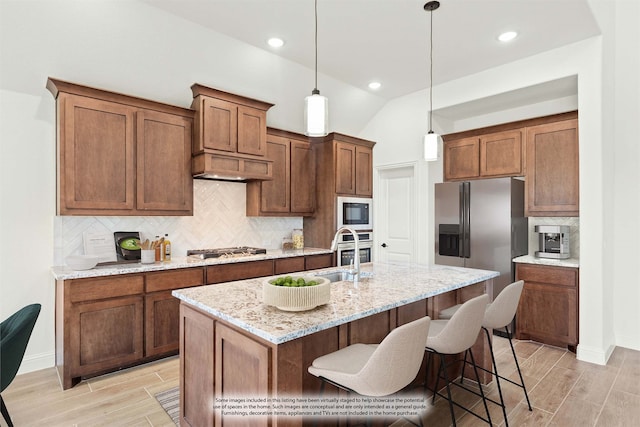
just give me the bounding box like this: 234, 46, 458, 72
435, 177, 528, 304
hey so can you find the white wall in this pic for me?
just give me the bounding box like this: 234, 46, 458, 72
360, 0, 640, 361
0, 0, 386, 373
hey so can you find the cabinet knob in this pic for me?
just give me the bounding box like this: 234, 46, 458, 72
381, 243, 387, 248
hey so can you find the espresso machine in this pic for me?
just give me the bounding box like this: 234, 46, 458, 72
535, 225, 570, 259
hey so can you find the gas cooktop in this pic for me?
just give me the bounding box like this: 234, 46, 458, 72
186, 247, 267, 259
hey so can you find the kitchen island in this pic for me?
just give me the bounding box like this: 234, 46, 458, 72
172, 261, 498, 427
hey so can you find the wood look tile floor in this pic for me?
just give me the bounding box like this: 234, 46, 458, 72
2, 338, 639, 426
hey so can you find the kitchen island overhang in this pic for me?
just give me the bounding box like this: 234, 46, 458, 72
173, 261, 498, 427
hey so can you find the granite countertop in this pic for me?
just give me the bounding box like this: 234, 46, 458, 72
51, 248, 333, 280
512, 254, 580, 268
172, 261, 499, 345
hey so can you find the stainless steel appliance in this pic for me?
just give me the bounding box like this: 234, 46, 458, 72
435, 178, 528, 303
335, 231, 373, 267
336, 197, 373, 231
187, 247, 267, 259
535, 225, 570, 259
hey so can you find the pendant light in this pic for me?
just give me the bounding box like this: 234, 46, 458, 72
304, 0, 329, 136
423, 1, 442, 161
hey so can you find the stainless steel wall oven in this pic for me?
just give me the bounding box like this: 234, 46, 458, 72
335, 231, 373, 267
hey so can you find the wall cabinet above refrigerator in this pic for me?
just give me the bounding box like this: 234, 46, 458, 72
442, 111, 579, 217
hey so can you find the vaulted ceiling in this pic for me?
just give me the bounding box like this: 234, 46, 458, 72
144, 0, 600, 101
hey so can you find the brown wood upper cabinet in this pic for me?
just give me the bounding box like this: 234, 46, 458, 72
444, 130, 522, 181
246, 128, 316, 216
335, 141, 373, 197
442, 112, 579, 217
303, 133, 376, 248
191, 84, 274, 180
47, 78, 194, 216
525, 119, 579, 216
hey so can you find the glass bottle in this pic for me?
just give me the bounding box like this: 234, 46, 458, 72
162, 234, 171, 262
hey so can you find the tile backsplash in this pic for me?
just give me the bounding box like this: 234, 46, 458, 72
527, 217, 580, 258
54, 180, 302, 265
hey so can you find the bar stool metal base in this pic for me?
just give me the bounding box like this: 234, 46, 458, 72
425, 347, 492, 426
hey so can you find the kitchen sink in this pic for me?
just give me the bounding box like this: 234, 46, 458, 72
313, 270, 373, 282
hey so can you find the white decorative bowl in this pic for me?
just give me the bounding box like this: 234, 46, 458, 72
263, 276, 331, 311
65, 255, 101, 271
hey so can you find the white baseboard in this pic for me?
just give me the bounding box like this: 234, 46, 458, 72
576, 343, 615, 365
615, 333, 640, 352
16, 351, 55, 375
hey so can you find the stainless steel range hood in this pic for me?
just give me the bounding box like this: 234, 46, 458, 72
192, 152, 273, 182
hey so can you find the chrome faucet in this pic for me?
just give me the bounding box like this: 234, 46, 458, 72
330, 226, 360, 282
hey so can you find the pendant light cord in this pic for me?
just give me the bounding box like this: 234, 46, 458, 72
429, 6, 434, 132
314, 0, 318, 92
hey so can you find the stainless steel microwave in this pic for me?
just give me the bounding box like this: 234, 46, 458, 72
336, 197, 373, 231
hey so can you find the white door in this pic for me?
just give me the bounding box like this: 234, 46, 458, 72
376, 164, 418, 263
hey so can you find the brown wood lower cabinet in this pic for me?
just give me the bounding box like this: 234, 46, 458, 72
56, 268, 205, 389
515, 263, 579, 349
56, 254, 335, 389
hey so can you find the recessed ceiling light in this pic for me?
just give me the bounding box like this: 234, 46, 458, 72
267, 37, 284, 48
368, 81, 382, 90
498, 31, 518, 42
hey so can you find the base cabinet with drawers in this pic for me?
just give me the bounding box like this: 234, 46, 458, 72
55, 254, 334, 389
515, 263, 579, 350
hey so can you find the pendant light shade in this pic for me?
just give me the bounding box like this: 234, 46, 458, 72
423, 1, 441, 161
305, 90, 328, 137
305, 0, 328, 136
423, 131, 442, 162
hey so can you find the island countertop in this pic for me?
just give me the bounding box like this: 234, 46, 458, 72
172, 261, 499, 344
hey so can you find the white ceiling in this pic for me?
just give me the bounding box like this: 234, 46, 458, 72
143, 0, 600, 101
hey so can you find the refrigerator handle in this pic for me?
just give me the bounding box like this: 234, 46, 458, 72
458, 184, 465, 258
462, 182, 471, 258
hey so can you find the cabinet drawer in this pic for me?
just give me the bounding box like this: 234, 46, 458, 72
146, 268, 205, 293
274, 257, 305, 274
305, 253, 334, 270
69, 275, 144, 303
516, 264, 577, 287
206, 260, 274, 284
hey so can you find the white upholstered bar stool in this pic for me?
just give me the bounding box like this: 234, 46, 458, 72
425, 293, 491, 426
308, 316, 430, 426
439, 280, 531, 427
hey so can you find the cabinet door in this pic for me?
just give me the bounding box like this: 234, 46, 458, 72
290, 139, 316, 213
202, 97, 237, 152
136, 110, 193, 213
69, 296, 144, 377
59, 94, 135, 213
516, 282, 577, 347
335, 142, 356, 194
526, 119, 579, 216
145, 291, 180, 357
355, 145, 373, 196
237, 105, 267, 156
444, 137, 480, 181
480, 130, 523, 177
260, 135, 290, 213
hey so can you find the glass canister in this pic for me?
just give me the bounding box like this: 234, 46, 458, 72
292, 229, 304, 249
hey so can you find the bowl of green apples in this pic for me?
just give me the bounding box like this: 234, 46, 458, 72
263, 275, 331, 311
